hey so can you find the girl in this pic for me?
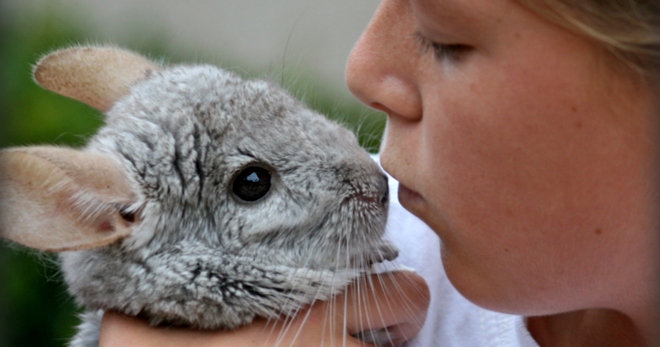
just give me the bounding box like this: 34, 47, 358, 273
100, 0, 659, 345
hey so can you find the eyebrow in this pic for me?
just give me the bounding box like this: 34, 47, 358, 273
416, 0, 471, 20
412, 0, 497, 34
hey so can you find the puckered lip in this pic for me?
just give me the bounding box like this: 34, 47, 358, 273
397, 183, 425, 213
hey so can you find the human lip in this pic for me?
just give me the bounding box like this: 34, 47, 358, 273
397, 184, 425, 211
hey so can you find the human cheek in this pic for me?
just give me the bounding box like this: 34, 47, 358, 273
414, 80, 569, 313
422, 49, 654, 314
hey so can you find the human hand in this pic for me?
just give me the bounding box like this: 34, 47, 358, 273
99, 270, 429, 346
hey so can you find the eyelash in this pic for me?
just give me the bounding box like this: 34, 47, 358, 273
413, 31, 469, 61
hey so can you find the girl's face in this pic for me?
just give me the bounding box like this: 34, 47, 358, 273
346, 0, 655, 315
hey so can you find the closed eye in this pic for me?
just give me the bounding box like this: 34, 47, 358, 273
413, 31, 470, 62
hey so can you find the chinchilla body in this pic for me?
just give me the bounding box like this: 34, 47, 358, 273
0, 47, 395, 347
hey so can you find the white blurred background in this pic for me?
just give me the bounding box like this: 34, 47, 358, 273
6, 0, 380, 100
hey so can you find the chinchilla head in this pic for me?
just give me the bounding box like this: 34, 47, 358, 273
0, 45, 396, 329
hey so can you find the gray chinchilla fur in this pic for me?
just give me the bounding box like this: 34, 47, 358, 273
0, 45, 397, 347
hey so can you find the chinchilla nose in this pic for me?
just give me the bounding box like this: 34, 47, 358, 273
379, 173, 389, 207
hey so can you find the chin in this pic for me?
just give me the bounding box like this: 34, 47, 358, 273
441, 247, 554, 316
441, 254, 506, 312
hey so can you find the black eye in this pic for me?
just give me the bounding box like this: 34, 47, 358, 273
231, 166, 272, 202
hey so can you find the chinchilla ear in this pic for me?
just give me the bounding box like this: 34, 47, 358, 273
33, 45, 161, 112
0, 146, 138, 252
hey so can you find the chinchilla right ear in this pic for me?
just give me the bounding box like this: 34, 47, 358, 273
0, 146, 139, 252
33, 45, 161, 111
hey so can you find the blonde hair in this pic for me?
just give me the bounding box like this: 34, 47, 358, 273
513, 0, 660, 75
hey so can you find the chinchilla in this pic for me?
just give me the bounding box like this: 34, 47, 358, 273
0, 45, 399, 346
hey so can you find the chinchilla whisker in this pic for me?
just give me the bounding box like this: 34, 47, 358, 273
261, 318, 282, 347
329, 270, 340, 347
366, 275, 399, 347
274, 294, 315, 347
341, 240, 353, 347
342, 287, 350, 347
285, 304, 316, 347
269, 306, 303, 347
273, 267, 322, 346
356, 238, 373, 338
356, 275, 380, 343
319, 296, 332, 347
375, 262, 426, 325
376, 267, 430, 343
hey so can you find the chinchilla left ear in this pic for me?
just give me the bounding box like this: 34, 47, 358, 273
33, 45, 162, 112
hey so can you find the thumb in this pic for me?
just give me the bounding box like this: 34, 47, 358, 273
343, 270, 430, 346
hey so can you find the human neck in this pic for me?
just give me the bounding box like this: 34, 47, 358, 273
527, 309, 647, 347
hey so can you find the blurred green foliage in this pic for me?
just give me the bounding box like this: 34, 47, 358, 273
1, 10, 98, 347
0, 6, 385, 347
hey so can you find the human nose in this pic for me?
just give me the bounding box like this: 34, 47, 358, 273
346, 0, 422, 121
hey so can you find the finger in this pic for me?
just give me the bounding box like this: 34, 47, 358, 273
99, 311, 264, 347
342, 271, 430, 345
99, 311, 160, 347
101, 310, 370, 347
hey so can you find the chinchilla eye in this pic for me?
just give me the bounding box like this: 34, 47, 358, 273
231, 166, 272, 203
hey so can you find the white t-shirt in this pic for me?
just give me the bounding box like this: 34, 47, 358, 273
380, 173, 540, 347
